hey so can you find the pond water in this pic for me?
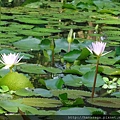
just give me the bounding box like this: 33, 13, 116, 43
0, 0, 120, 119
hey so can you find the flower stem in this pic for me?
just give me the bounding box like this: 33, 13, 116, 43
10, 66, 13, 72
68, 42, 71, 52
91, 57, 99, 98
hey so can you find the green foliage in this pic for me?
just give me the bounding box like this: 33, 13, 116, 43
86, 107, 105, 115
81, 71, 104, 87
0, 72, 33, 90
62, 74, 82, 87
111, 92, 120, 98
0, 100, 40, 114
63, 50, 81, 62
102, 77, 119, 94
51, 89, 97, 99
55, 38, 80, 53
59, 93, 84, 107
20, 98, 62, 108
102, 66, 120, 75
15, 88, 53, 97
18, 64, 46, 74
45, 78, 64, 89
0, 0, 120, 116
55, 107, 91, 115
13, 36, 41, 51
87, 97, 120, 108
22, 0, 40, 6
0, 85, 9, 93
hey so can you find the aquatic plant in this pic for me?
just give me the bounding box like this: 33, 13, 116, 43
0, 53, 23, 72
86, 41, 110, 98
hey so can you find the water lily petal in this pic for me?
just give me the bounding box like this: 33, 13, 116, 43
86, 41, 108, 57
0, 53, 23, 69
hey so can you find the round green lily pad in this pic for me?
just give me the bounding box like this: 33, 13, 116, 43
0, 72, 34, 90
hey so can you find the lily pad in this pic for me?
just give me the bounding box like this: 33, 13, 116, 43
13, 36, 41, 51
55, 107, 91, 115
87, 97, 120, 108
51, 89, 97, 99
20, 98, 62, 108
111, 92, 120, 98
101, 65, 120, 75
45, 78, 64, 89
55, 38, 80, 53
18, 64, 46, 74
81, 71, 104, 87
62, 74, 82, 87
15, 88, 53, 97
63, 50, 81, 62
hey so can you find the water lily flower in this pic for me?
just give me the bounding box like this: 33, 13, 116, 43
86, 41, 110, 57
67, 29, 75, 44
0, 53, 23, 69
86, 41, 111, 98
67, 29, 76, 52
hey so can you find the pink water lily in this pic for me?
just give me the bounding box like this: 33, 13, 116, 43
86, 41, 109, 57
86, 41, 111, 98
0, 53, 23, 69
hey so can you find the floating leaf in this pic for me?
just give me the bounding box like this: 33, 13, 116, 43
85, 107, 105, 115
55, 107, 91, 115
101, 65, 120, 75
20, 98, 62, 108
40, 39, 51, 50
62, 74, 82, 87
1, 100, 42, 115
87, 97, 120, 108
0, 101, 18, 112
45, 78, 64, 89
55, 38, 79, 53
15, 17, 48, 24
63, 68, 83, 76
78, 48, 90, 60
13, 36, 41, 51
15, 88, 52, 97
0, 93, 13, 100
43, 66, 62, 74
81, 71, 104, 87
59, 93, 84, 107
33, 88, 53, 97
18, 64, 46, 74
0, 68, 9, 77
115, 46, 120, 57
111, 92, 120, 98
33, 27, 61, 33
63, 50, 81, 62
0, 49, 34, 60
18, 64, 62, 74
15, 88, 36, 97
51, 89, 96, 99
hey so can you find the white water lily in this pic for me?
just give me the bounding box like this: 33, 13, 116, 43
0, 53, 23, 69
86, 41, 110, 57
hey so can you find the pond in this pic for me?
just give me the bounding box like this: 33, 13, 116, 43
0, 0, 120, 119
